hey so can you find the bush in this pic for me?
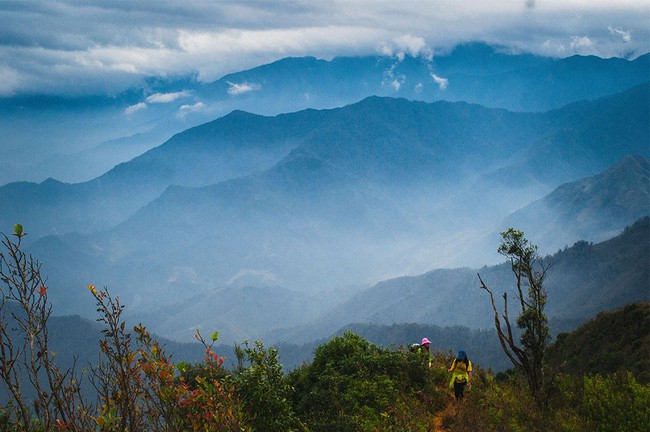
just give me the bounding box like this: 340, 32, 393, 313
447, 372, 546, 432
580, 372, 650, 432
232, 340, 303, 431
287, 331, 444, 431
449, 370, 650, 432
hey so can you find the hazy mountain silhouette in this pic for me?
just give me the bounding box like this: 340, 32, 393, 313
502, 155, 649, 251
0, 109, 327, 241
205, 43, 650, 114
4, 83, 648, 243
2, 43, 647, 185
455, 154, 650, 264
19, 88, 649, 343
273, 217, 649, 345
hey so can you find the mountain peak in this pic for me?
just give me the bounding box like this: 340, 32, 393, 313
223, 109, 263, 119
40, 177, 65, 186
608, 154, 649, 173
502, 155, 650, 253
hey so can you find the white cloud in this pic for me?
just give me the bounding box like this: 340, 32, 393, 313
608, 26, 632, 42
226, 81, 262, 95
414, 82, 423, 93
431, 74, 449, 90
146, 91, 190, 103
0, 1, 647, 96
177, 102, 206, 118
542, 39, 567, 56
124, 102, 147, 115
226, 269, 278, 286
570, 36, 597, 54
380, 45, 393, 57
383, 64, 405, 92
0, 66, 22, 96
177, 26, 385, 82
570, 36, 594, 50
380, 34, 433, 61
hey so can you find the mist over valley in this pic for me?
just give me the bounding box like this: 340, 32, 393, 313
1, 43, 648, 351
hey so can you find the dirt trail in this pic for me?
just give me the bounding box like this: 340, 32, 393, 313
432, 399, 456, 431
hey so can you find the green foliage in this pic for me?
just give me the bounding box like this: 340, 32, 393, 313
448, 369, 650, 432
446, 371, 545, 432
287, 331, 445, 431
499, 229, 551, 369
580, 372, 650, 432
232, 340, 301, 432
546, 303, 650, 383
480, 228, 552, 406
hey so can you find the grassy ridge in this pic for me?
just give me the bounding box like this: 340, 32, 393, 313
546, 302, 650, 383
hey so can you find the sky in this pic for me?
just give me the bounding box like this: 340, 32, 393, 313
0, 0, 648, 97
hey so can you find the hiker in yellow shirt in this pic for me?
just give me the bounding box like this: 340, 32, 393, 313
448, 350, 472, 401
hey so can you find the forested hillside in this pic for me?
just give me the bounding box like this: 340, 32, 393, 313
273, 216, 649, 346
546, 302, 650, 383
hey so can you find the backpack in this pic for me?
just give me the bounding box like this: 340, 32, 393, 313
453, 359, 469, 381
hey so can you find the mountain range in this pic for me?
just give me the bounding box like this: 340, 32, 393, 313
269, 216, 648, 346
463, 155, 650, 261
209, 43, 650, 113
1, 43, 648, 185
0, 45, 647, 346
26, 216, 650, 384
4, 82, 648, 242
6, 87, 645, 343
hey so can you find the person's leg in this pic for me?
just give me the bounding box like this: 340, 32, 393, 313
454, 381, 466, 400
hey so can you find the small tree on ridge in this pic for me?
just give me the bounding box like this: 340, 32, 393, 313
478, 228, 552, 406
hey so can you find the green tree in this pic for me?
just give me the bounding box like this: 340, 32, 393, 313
478, 228, 552, 406
233, 340, 301, 431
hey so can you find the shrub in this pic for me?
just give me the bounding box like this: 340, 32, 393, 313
287, 331, 444, 431
447, 372, 546, 432
449, 370, 650, 432
580, 372, 650, 432
232, 340, 302, 431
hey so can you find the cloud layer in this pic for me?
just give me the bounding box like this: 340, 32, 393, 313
0, 0, 648, 96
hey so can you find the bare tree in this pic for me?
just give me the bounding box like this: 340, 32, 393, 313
478, 228, 552, 406
0, 224, 91, 430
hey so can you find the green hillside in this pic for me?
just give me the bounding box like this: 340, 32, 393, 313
546, 302, 650, 383
1, 275, 648, 430
4, 308, 648, 431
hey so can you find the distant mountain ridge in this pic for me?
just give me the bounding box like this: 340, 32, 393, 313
3, 83, 648, 243
269, 217, 649, 345
31, 156, 648, 344
453, 154, 650, 262
1, 43, 648, 185
12, 84, 647, 335
503, 155, 650, 250
208, 43, 650, 113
